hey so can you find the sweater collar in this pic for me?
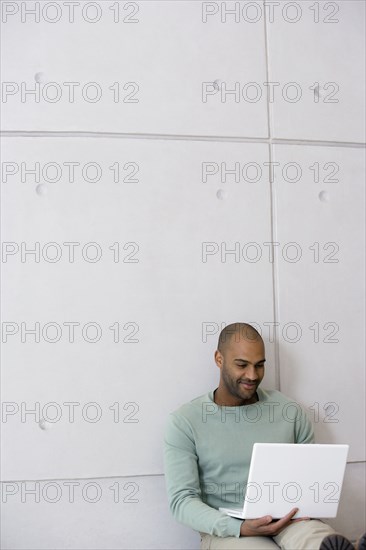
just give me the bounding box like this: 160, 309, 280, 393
208, 386, 268, 406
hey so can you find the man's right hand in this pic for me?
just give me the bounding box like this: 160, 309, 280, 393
240, 508, 309, 537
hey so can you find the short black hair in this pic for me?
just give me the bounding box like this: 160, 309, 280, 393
217, 323, 262, 353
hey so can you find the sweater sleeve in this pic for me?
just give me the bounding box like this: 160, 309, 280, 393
295, 403, 315, 444
163, 412, 243, 538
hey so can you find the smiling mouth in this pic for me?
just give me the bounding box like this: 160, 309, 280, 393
239, 382, 257, 388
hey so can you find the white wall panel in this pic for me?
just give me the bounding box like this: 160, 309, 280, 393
1, 1, 268, 137
1, 137, 276, 480
0, 474, 200, 550
273, 145, 365, 461
267, 0, 365, 142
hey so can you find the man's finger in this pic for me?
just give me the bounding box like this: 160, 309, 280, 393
278, 508, 299, 523
252, 515, 273, 528
266, 508, 299, 530
249, 508, 299, 535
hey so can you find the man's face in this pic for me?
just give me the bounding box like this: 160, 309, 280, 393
215, 334, 265, 403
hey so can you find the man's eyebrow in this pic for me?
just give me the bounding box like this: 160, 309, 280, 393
234, 358, 266, 364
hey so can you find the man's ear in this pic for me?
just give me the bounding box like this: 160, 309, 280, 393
214, 350, 223, 369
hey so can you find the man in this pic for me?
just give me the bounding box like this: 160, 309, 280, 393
163, 323, 357, 549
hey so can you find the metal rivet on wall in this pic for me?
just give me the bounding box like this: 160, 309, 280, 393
318, 190, 329, 202
216, 189, 228, 200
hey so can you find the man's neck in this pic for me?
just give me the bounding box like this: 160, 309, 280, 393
213, 387, 259, 406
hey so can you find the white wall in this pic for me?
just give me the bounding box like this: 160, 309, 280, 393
1, 1, 365, 548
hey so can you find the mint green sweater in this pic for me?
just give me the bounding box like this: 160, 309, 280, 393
163, 387, 314, 538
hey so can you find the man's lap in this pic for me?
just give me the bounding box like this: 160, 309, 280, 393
199, 519, 337, 550
199, 530, 277, 550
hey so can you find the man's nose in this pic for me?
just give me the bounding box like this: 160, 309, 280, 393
245, 365, 258, 380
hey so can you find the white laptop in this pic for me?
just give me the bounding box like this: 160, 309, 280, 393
219, 443, 349, 519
